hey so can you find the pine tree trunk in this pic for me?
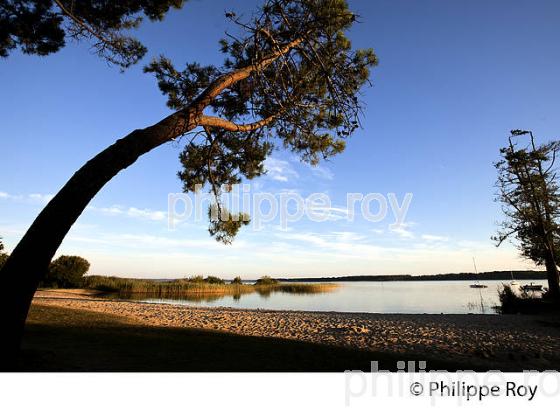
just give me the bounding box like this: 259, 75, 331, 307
544, 253, 560, 302
0, 111, 195, 369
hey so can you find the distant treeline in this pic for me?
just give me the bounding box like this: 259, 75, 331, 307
276, 270, 547, 282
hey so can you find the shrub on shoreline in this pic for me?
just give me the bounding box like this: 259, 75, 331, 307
41, 255, 90, 288
254, 276, 278, 286
497, 284, 560, 314
205, 276, 225, 285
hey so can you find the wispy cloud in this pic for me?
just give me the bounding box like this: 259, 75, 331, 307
127, 207, 166, 221
65, 231, 248, 255
304, 202, 352, 221
276, 231, 367, 251
331, 231, 367, 242
264, 157, 299, 182
275, 232, 329, 247
0, 190, 168, 223
421, 234, 449, 242
390, 222, 415, 239
36, 222, 533, 277
28, 193, 55, 204
88, 205, 166, 221
0, 191, 54, 205
307, 164, 334, 180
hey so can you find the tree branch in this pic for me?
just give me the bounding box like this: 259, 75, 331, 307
198, 114, 277, 132
53, 0, 114, 48
189, 37, 304, 110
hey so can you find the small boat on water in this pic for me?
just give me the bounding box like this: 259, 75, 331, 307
509, 271, 520, 286
469, 258, 488, 288
521, 282, 543, 291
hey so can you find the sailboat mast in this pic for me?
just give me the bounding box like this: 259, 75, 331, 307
472, 257, 478, 275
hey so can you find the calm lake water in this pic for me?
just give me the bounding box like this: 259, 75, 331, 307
140, 280, 548, 314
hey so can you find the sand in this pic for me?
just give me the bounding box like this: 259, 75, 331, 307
32, 290, 560, 370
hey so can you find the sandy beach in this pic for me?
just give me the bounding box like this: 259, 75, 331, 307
31, 290, 560, 371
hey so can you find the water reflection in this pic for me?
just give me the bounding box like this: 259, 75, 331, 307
113, 280, 548, 315
109, 283, 336, 303
115, 291, 244, 303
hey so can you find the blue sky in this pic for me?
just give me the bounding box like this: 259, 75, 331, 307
1, 0, 559, 278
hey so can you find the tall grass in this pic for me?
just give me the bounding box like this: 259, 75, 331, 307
83, 275, 338, 299
256, 283, 339, 294
83, 276, 252, 298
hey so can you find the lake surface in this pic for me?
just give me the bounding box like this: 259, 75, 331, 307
140, 280, 548, 314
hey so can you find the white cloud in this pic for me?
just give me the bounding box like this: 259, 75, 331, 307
308, 164, 334, 180
127, 207, 166, 221
390, 223, 415, 239
421, 234, 449, 242
55, 224, 535, 277
0, 191, 54, 204
88, 205, 166, 222
332, 231, 367, 242
277, 232, 328, 247
0, 190, 168, 225
94, 206, 124, 216
28, 193, 55, 204
66, 232, 246, 252
304, 202, 352, 221
276, 231, 369, 251
264, 157, 299, 182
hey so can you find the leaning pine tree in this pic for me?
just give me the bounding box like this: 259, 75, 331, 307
0, 0, 378, 363
494, 130, 560, 301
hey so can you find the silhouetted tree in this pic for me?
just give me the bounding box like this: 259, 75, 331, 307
42, 255, 91, 288
231, 276, 243, 285
0, 238, 7, 269
0, 0, 377, 364
494, 130, 560, 300
0, 0, 185, 69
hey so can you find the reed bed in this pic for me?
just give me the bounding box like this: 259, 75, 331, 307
83, 276, 253, 296
83, 275, 337, 299
256, 283, 339, 294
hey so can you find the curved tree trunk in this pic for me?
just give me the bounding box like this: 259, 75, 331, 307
0, 38, 298, 369
544, 253, 560, 301
0, 111, 196, 369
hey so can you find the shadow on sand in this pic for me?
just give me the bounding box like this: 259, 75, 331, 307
19, 304, 470, 372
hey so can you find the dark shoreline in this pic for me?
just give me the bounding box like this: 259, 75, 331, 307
276, 270, 547, 282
